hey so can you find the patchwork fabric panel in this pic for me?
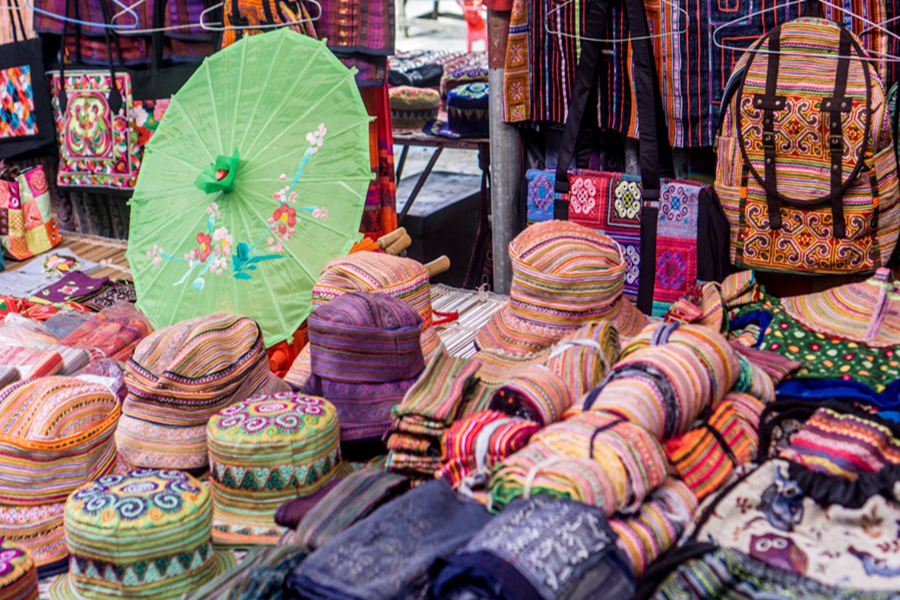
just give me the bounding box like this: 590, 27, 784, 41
0, 65, 37, 139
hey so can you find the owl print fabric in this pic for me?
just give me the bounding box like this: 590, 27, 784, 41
691, 459, 900, 591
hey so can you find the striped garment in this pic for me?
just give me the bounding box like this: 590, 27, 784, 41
27, 342, 90, 376
281, 466, 408, 552
780, 408, 900, 478
60, 304, 154, 363
0, 540, 38, 600
207, 393, 342, 547
50, 470, 235, 600
118, 313, 285, 471
490, 365, 573, 427
285, 252, 443, 389
609, 478, 698, 577
438, 410, 539, 491
0, 377, 119, 572
665, 392, 764, 500
475, 221, 647, 355
0, 346, 63, 379
302, 292, 424, 450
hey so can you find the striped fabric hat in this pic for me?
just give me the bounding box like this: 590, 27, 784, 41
49, 470, 235, 600
475, 221, 647, 355
0, 377, 120, 573
782, 268, 900, 348
0, 540, 38, 600
117, 314, 287, 471
285, 252, 443, 389
206, 392, 342, 547
302, 292, 425, 458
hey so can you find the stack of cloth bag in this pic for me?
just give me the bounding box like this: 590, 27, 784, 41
385, 351, 482, 479
0, 377, 120, 575
300, 292, 426, 460
59, 304, 153, 362
285, 251, 445, 389
116, 313, 287, 472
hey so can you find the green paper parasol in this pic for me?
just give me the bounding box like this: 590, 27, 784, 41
127, 29, 372, 346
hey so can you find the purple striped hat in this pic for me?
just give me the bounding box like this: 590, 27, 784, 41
302, 292, 425, 459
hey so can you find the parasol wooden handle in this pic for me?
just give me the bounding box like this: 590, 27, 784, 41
425, 256, 450, 277
384, 233, 412, 256
377, 227, 407, 250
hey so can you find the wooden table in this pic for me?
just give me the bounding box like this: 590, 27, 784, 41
393, 130, 490, 225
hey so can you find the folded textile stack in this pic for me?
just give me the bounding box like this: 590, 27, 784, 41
0, 377, 120, 574
29, 272, 111, 305
42, 311, 93, 340
386, 352, 481, 478
286, 252, 444, 389
0, 249, 98, 299
490, 411, 668, 513
81, 281, 138, 312
280, 466, 409, 552
301, 292, 425, 460
439, 410, 539, 493
0, 345, 62, 379
431, 495, 636, 600
26, 342, 90, 375
0, 540, 38, 600
117, 313, 287, 472
286, 480, 492, 600
0, 366, 18, 389
207, 393, 343, 547
59, 304, 153, 362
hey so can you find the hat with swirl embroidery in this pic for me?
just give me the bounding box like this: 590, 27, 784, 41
284, 251, 444, 389
0, 377, 120, 575
428, 83, 490, 138
206, 392, 342, 547
117, 313, 288, 472
0, 539, 38, 600
49, 469, 235, 600
475, 221, 647, 355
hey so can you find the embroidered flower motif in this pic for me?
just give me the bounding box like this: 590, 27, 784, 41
192, 232, 213, 263
569, 178, 597, 215
269, 204, 297, 237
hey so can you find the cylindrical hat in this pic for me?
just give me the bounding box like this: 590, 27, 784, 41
206, 392, 341, 547
49, 470, 235, 600
0, 540, 38, 600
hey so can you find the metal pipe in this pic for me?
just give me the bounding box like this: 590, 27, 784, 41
487, 7, 522, 295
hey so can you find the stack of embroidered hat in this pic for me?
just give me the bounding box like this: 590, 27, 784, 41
285, 252, 444, 389
206, 392, 343, 547
0, 539, 38, 600
116, 313, 287, 472
301, 292, 426, 460
49, 469, 235, 600
475, 221, 647, 355
0, 377, 120, 574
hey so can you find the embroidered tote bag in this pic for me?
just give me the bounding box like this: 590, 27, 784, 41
716, 16, 900, 275
0, 0, 56, 160
0, 165, 63, 260
48, 0, 141, 191
525, 0, 730, 317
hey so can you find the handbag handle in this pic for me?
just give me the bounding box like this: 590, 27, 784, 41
734, 22, 872, 239
6, 0, 28, 42
552, 0, 674, 211
57, 0, 124, 114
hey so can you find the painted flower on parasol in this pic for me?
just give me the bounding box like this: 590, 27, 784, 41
127, 29, 372, 346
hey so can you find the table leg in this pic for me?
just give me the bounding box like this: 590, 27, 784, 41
395, 145, 410, 182
399, 146, 443, 225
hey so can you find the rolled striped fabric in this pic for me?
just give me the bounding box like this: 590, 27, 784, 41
665, 392, 765, 501
118, 313, 286, 471
475, 221, 647, 355
50, 470, 236, 600
0, 377, 120, 573
207, 393, 342, 547
609, 478, 698, 577
490, 365, 573, 428
301, 293, 424, 459
285, 252, 445, 389
438, 410, 539, 492
0, 540, 38, 600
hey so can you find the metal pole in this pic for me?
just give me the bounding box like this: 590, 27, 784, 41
488, 8, 522, 295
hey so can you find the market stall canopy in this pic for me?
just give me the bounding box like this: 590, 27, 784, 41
127, 28, 372, 346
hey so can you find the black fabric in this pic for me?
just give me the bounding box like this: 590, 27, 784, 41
696, 185, 732, 283
788, 460, 900, 510
759, 28, 784, 231
825, 27, 853, 238
131, 0, 199, 100
631, 542, 718, 600
0, 0, 57, 160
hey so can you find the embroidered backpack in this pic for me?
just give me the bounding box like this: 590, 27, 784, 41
716, 17, 900, 274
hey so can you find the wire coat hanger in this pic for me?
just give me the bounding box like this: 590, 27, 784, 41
24, 0, 140, 28
199, 0, 320, 32
110, 0, 213, 33
545, 0, 690, 43
712, 0, 900, 62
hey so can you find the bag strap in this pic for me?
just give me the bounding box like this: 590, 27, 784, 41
736, 21, 872, 240
58, 0, 123, 115
6, 0, 28, 42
